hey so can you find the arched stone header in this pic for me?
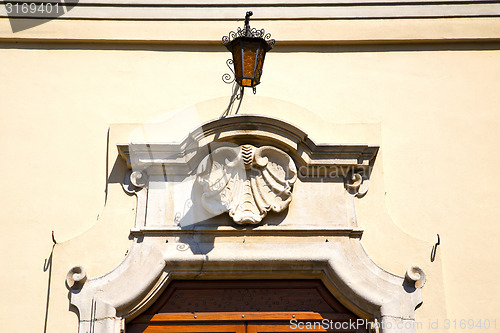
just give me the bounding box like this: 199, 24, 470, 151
67, 115, 425, 333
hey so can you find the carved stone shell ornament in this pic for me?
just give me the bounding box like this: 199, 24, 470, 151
197, 144, 297, 225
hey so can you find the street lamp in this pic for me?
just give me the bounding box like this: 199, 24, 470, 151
221, 11, 275, 116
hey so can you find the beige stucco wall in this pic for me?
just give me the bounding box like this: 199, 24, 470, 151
1, 15, 499, 333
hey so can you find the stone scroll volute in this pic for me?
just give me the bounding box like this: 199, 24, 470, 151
196, 144, 297, 225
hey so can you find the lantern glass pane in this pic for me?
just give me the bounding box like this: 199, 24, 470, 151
242, 39, 259, 86
254, 41, 267, 83
231, 41, 243, 83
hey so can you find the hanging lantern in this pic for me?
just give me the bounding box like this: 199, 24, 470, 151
222, 11, 275, 89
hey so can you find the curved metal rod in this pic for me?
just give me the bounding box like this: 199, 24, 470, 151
222, 59, 236, 84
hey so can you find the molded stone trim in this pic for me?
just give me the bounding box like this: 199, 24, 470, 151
117, 115, 378, 178
68, 238, 425, 333
3, 1, 500, 20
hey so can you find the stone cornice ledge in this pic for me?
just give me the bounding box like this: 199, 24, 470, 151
2, 18, 500, 45
130, 226, 364, 238
117, 115, 379, 177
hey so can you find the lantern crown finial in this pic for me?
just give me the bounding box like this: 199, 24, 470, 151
221, 13, 275, 51
244, 11, 253, 35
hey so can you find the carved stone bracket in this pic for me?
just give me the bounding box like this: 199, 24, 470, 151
66, 266, 87, 290
405, 265, 427, 289
344, 171, 370, 198
197, 144, 297, 225
122, 170, 148, 228
122, 170, 148, 194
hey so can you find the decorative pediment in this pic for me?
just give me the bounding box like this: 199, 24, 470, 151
116, 115, 380, 230
197, 144, 297, 224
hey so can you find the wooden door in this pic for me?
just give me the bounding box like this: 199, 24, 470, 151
126, 280, 367, 333
127, 321, 245, 333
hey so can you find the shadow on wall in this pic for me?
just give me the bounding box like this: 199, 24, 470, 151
6, 0, 80, 33
430, 234, 440, 262
175, 208, 290, 256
